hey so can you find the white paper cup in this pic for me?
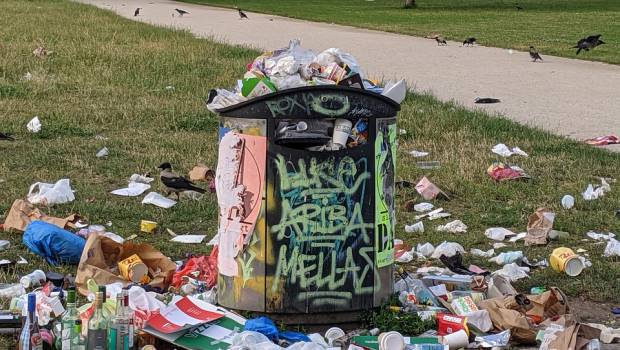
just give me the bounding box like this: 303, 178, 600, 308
441, 329, 469, 349
379, 331, 405, 350
325, 327, 345, 346
332, 118, 352, 147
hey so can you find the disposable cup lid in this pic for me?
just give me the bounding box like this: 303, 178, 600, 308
325, 327, 345, 340
380, 332, 404, 350
564, 257, 584, 276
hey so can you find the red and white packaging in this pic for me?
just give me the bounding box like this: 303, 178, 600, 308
436, 313, 469, 336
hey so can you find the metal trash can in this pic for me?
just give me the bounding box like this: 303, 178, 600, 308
214, 86, 400, 320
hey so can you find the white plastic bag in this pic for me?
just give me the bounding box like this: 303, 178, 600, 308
431, 241, 465, 259
436, 220, 467, 233
489, 251, 523, 265
27, 179, 75, 206
404, 222, 424, 233
604, 238, 620, 257
494, 263, 529, 281
141, 192, 176, 208
27, 116, 41, 133
416, 243, 435, 257
484, 227, 516, 241
471, 248, 495, 258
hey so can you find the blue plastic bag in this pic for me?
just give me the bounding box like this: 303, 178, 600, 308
244, 316, 279, 341
279, 330, 310, 343
23, 221, 85, 266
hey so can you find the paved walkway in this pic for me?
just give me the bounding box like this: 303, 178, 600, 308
80, 0, 620, 151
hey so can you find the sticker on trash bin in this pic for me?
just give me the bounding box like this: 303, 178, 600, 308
375, 119, 397, 267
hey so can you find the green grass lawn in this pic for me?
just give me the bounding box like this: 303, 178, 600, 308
0, 0, 619, 346
179, 0, 620, 65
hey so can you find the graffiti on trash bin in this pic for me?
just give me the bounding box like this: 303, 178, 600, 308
265, 92, 351, 118
268, 154, 379, 309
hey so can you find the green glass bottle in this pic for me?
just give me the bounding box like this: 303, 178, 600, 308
60, 287, 78, 350
72, 320, 86, 350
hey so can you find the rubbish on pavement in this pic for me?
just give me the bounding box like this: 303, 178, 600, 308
404, 222, 424, 233
582, 178, 612, 200
409, 150, 429, 158
487, 162, 529, 181
27, 179, 75, 206
491, 143, 528, 157
415, 176, 449, 200
27, 116, 42, 133
416, 161, 441, 169
526, 208, 555, 245
550, 247, 584, 276
141, 192, 177, 208
484, 227, 516, 241
95, 147, 109, 158
75, 234, 176, 295
139, 220, 158, 233
414, 202, 434, 212
489, 251, 523, 265
436, 220, 467, 233
2, 199, 77, 232
110, 181, 151, 197
584, 135, 620, 146
474, 97, 501, 104
562, 194, 575, 209
471, 248, 495, 258
603, 238, 620, 257
431, 242, 465, 259
538, 315, 601, 350
170, 234, 207, 244
23, 221, 85, 266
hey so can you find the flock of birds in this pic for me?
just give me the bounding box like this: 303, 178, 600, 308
430, 33, 605, 62
133, 7, 248, 19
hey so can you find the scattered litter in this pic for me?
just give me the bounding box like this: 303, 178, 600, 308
492, 143, 528, 157
95, 147, 109, 158
582, 178, 611, 200
576, 248, 588, 253
23, 221, 85, 266
548, 229, 570, 241
27, 179, 75, 206
586, 231, 615, 241
561, 194, 575, 209
584, 135, 620, 146
471, 248, 495, 258
415, 176, 449, 200
550, 247, 584, 276
604, 238, 620, 257
26, 116, 42, 133
487, 162, 529, 181
489, 251, 523, 265
129, 173, 154, 184
485, 227, 516, 241
140, 220, 158, 233
415, 207, 448, 220
414, 202, 434, 212
416, 161, 441, 169
32, 46, 51, 58
141, 192, 177, 208
409, 150, 429, 157
474, 97, 501, 104
493, 242, 508, 249
416, 242, 435, 257
431, 241, 465, 259
111, 181, 151, 197
2, 199, 77, 232
526, 208, 555, 245
508, 232, 527, 242
404, 222, 424, 233
493, 262, 529, 281
0, 240, 9, 251
23, 72, 33, 81
436, 220, 467, 233
170, 235, 206, 244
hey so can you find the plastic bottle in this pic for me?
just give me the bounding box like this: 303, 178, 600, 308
20, 270, 46, 289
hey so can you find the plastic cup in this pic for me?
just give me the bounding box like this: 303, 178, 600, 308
332, 119, 352, 148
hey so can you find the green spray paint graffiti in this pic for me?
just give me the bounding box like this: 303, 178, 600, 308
270, 154, 378, 308
375, 119, 396, 267
265, 93, 350, 118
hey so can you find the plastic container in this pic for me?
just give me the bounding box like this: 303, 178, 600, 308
20, 270, 46, 289
550, 247, 584, 276
0, 284, 26, 299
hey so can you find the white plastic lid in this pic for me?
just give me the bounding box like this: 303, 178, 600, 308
564, 257, 584, 276
380, 332, 405, 350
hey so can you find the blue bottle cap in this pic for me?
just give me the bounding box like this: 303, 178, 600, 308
28, 293, 36, 312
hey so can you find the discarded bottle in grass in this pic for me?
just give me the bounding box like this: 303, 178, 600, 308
0, 283, 26, 299
416, 161, 441, 170
60, 287, 78, 350
548, 230, 570, 241
87, 289, 107, 350
20, 270, 46, 289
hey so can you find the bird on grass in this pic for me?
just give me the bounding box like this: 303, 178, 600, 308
0, 132, 14, 141
158, 162, 205, 199
175, 8, 189, 17
463, 37, 476, 46
134, 8, 141, 16
574, 34, 605, 55
435, 36, 447, 46
529, 46, 543, 62
238, 8, 248, 19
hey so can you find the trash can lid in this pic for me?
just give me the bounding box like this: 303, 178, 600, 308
215, 85, 401, 119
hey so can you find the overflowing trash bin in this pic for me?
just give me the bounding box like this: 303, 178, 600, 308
214, 85, 401, 315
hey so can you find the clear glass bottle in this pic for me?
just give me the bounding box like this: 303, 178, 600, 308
72, 320, 86, 350
108, 293, 129, 350
86, 290, 107, 350
124, 290, 135, 350
19, 293, 42, 350
60, 287, 78, 350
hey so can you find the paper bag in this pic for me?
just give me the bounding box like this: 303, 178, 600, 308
3, 199, 76, 232
75, 234, 176, 296
539, 315, 601, 350
526, 208, 555, 246
477, 287, 569, 344
188, 165, 214, 182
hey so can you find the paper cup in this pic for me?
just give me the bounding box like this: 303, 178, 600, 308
118, 254, 149, 283
332, 118, 352, 147
550, 247, 584, 276
140, 220, 158, 233
379, 331, 405, 350
440, 329, 469, 349
325, 327, 345, 345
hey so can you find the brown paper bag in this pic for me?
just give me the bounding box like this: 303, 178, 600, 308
525, 208, 555, 246
75, 234, 176, 296
478, 287, 569, 344
3, 199, 76, 232
188, 165, 214, 182
540, 315, 601, 350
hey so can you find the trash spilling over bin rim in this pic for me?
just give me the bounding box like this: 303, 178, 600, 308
213, 85, 401, 119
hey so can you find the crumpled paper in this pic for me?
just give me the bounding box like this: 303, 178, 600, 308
492, 143, 529, 157
27, 116, 41, 133
436, 220, 467, 233
526, 208, 555, 245
141, 192, 176, 208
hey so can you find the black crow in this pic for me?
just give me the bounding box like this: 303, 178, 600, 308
529, 46, 543, 62
238, 8, 248, 19
463, 37, 476, 46
175, 8, 189, 17
574, 34, 605, 55
134, 8, 141, 16
0, 132, 14, 141
435, 36, 447, 46
158, 162, 205, 198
